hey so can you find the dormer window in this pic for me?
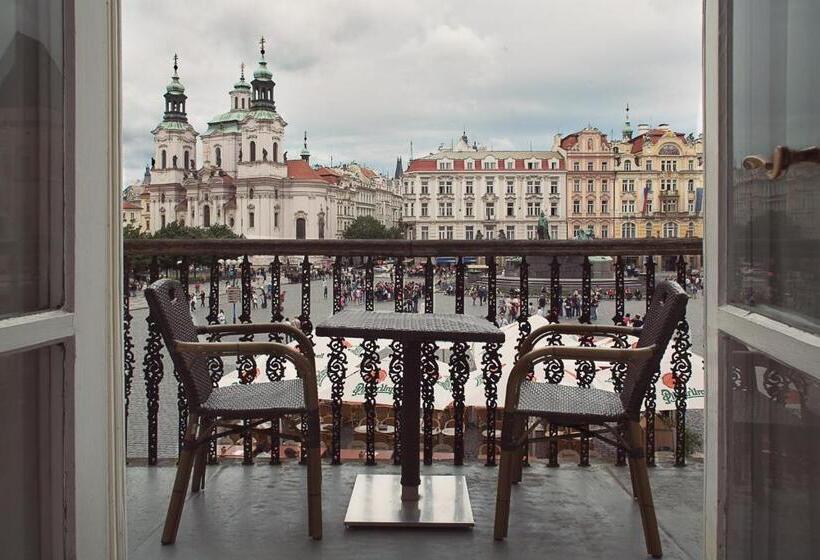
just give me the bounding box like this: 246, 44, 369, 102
505, 159, 515, 170
482, 158, 497, 170
465, 159, 474, 170
437, 160, 453, 170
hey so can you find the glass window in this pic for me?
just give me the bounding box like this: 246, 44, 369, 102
0, 0, 66, 318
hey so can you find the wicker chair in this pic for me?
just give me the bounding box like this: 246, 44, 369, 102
144, 279, 322, 544
494, 280, 688, 558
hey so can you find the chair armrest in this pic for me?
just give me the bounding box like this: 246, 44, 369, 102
503, 345, 655, 412
174, 340, 319, 410
519, 323, 642, 356
196, 323, 314, 366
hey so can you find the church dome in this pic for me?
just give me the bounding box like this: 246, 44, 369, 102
253, 59, 272, 80
166, 75, 185, 94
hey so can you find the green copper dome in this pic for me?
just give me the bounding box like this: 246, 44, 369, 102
166, 75, 185, 94
233, 77, 250, 90
253, 59, 272, 80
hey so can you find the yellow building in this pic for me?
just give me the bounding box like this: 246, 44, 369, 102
612, 113, 704, 270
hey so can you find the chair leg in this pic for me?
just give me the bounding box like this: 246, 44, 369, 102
162, 413, 200, 545
494, 447, 516, 540
624, 423, 639, 499
190, 417, 214, 494
626, 420, 663, 558
511, 417, 527, 484
306, 412, 323, 540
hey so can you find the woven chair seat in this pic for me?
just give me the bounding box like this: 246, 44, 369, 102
198, 379, 305, 418
516, 381, 626, 424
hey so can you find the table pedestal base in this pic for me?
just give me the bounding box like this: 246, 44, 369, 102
344, 474, 474, 528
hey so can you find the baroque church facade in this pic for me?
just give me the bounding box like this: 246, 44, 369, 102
145, 40, 337, 240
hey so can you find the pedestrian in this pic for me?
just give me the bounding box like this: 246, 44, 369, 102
632, 314, 644, 328
252, 294, 259, 309
190, 296, 196, 312
323, 279, 328, 299
199, 291, 205, 306
218, 309, 226, 324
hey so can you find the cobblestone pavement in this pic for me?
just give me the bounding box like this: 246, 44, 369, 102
126, 277, 704, 460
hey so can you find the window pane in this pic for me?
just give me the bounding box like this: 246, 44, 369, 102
0, 346, 65, 559
0, 0, 65, 318
722, 334, 820, 559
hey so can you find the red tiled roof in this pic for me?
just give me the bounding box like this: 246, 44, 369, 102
629, 129, 686, 154
406, 159, 437, 172
122, 201, 142, 210
361, 167, 378, 179
560, 134, 579, 150
315, 167, 341, 184
287, 159, 325, 181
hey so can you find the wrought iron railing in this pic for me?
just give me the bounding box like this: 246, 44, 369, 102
123, 238, 701, 469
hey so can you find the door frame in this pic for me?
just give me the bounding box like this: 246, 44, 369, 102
704, 1, 820, 558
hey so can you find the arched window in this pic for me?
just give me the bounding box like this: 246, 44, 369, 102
248, 188, 254, 199
203, 205, 211, 227
687, 221, 695, 238
645, 222, 653, 237
621, 222, 636, 238
172, 155, 178, 168
161, 150, 167, 169
184, 150, 189, 170
229, 217, 235, 227
234, 98, 238, 109
663, 222, 679, 238
624, 160, 632, 171
215, 146, 222, 167
272, 142, 278, 163
296, 217, 306, 239
241, 98, 245, 109
250, 141, 256, 162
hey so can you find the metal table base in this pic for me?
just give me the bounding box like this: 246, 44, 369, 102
344, 474, 475, 528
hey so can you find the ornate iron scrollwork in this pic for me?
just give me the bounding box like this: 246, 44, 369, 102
361, 257, 380, 465
143, 256, 164, 465
238, 255, 256, 465
643, 255, 657, 466
388, 257, 405, 464
175, 256, 191, 455
672, 255, 693, 466
545, 256, 564, 468
298, 255, 314, 464
327, 257, 347, 464
449, 257, 470, 465
266, 256, 284, 464
574, 257, 595, 466
421, 257, 439, 465
123, 258, 134, 453
482, 256, 501, 466
206, 256, 224, 464
611, 255, 628, 466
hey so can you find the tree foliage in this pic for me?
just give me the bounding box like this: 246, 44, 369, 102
342, 215, 403, 240
129, 221, 241, 271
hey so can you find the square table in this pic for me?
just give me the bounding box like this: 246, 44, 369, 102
316, 309, 504, 528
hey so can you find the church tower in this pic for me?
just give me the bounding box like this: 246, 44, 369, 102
150, 54, 198, 228
230, 63, 251, 112
251, 37, 276, 111
151, 55, 198, 181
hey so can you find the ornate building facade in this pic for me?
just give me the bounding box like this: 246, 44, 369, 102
400, 133, 568, 241
143, 43, 340, 240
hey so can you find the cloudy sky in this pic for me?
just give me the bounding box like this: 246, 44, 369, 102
122, 0, 702, 185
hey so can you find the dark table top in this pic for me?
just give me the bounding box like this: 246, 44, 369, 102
315, 310, 505, 344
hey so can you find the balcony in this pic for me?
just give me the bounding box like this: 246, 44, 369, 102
124, 238, 703, 559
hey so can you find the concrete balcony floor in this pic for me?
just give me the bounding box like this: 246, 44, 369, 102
128, 457, 702, 559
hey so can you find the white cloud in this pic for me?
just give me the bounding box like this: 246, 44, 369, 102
122, 0, 702, 184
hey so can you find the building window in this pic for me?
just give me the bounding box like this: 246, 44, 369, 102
587, 200, 594, 214
465, 225, 474, 240
550, 160, 557, 169
421, 180, 429, 195
622, 179, 635, 192
249, 141, 256, 162
572, 200, 580, 214
587, 179, 594, 192
661, 159, 678, 172
573, 161, 580, 171
587, 161, 593, 171
296, 217, 306, 239
420, 203, 428, 217
526, 225, 535, 239
248, 211, 255, 228
550, 179, 559, 194
601, 200, 609, 214
184, 150, 190, 170
506, 226, 515, 239
161, 149, 167, 169
485, 204, 495, 220
438, 226, 445, 239
550, 202, 558, 217
438, 160, 452, 170
506, 180, 514, 194
420, 226, 429, 240
203, 205, 210, 227
621, 222, 636, 238
506, 202, 515, 217
465, 202, 473, 217
438, 180, 452, 195
550, 224, 558, 239
662, 199, 678, 212
601, 225, 609, 238
573, 179, 581, 192
215, 146, 222, 167
486, 179, 494, 194
506, 160, 515, 170
688, 179, 695, 192
465, 180, 473, 195
624, 160, 632, 171
601, 179, 608, 192
663, 222, 679, 238
526, 202, 541, 217
621, 200, 636, 213
482, 160, 497, 170
438, 202, 453, 217
601, 161, 608, 171
466, 160, 474, 170
646, 160, 653, 171
686, 221, 695, 237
